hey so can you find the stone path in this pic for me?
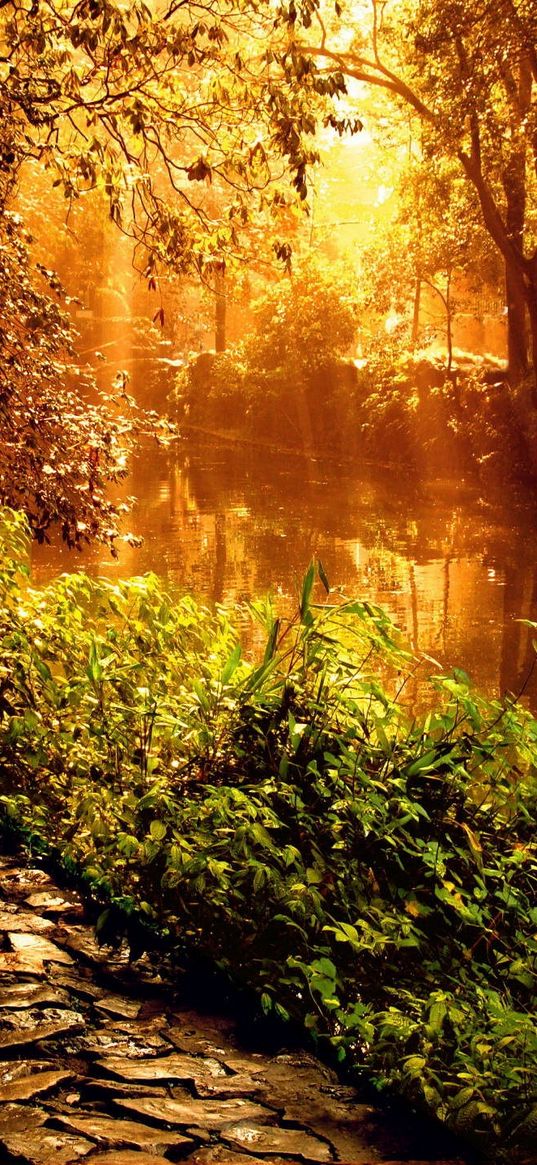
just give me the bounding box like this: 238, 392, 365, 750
0, 855, 468, 1165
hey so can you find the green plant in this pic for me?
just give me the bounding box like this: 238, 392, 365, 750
174, 256, 358, 441
0, 510, 535, 1159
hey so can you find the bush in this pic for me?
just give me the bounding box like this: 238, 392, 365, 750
174, 257, 358, 444
0, 511, 536, 1159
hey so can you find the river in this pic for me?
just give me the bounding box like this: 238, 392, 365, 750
30, 341, 537, 707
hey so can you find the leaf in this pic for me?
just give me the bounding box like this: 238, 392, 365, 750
300, 561, 315, 620
459, 821, 483, 866
221, 642, 241, 684
263, 617, 280, 665
149, 820, 166, 841
318, 559, 330, 594
406, 748, 440, 776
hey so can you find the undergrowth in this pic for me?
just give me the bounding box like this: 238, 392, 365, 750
0, 509, 535, 1160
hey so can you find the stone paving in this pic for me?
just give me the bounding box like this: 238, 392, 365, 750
0, 855, 469, 1165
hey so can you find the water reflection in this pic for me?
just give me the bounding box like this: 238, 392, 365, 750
31, 430, 537, 706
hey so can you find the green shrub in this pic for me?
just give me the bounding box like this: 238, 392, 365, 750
0, 512, 535, 1159
174, 257, 358, 443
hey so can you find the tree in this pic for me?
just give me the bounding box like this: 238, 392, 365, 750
299, 0, 537, 386
0, 0, 346, 544
358, 157, 500, 370
0, 202, 162, 550
0, 0, 345, 274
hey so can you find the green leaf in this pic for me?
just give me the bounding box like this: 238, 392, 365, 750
300, 561, 315, 620
318, 559, 330, 594
221, 642, 241, 684
149, 820, 166, 841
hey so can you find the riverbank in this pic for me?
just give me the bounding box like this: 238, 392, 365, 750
172, 354, 537, 488
1, 513, 536, 1162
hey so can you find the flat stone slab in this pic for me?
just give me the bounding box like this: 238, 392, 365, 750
115, 1096, 273, 1130
81, 1154, 173, 1165
54, 1112, 193, 1150
222, 1124, 332, 1162
25, 891, 83, 917
0, 982, 68, 1009
0, 1067, 72, 1099
0, 868, 56, 898
187, 1150, 303, 1165
95, 995, 142, 1019
282, 1096, 378, 1161
80, 1027, 170, 1057
81, 1077, 168, 1099
55, 973, 105, 1000
99, 1052, 227, 1084
192, 1071, 266, 1099
0, 907, 55, 933
9, 931, 75, 964
53, 925, 111, 964
4, 1126, 93, 1163
0, 1101, 48, 1131
166, 1013, 240, 1058
0, 950, 48, 975
0, 1103, 92, 1164
0, 1011, 83, 1049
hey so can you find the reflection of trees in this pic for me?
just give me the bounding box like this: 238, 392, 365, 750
31, 431, 537, 707
500, 565, 537, 704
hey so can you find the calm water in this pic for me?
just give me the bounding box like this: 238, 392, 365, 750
31, 406, 537, 706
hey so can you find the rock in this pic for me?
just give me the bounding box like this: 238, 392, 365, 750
0, 1102, 48, 1131
0, 907, 55, 933
0, 983, 68, 1009
81, 1077, 168, 1100
0, 950, 48, 975
222, 1124, 332, 1162
53, 1112, 193, 1151
55, 974, 105, 1000
77, 1154, 172, 1165
185, 1127, 213, 1144
187, 1150, 303, 1165
166, 1011, 239, 1057
9, 1127, 93, 1163
25, 891, 83, 918
105, 1014, 169, 1034
0, 868, 56, 898
8, 931, 75, 965
282, 1097, 377, 1162
217, 1054, 268, 1076
114, 1096, 273, 1130
95, 995, 142, 1019
0, 1103, 92, 1164
52, 925, 111, 964
98, 1052, 227, 1084
0, 1065, 72, 1102
189, 1072, 266, 1099
80, 1026, 170, 1057
0, 1011, 83, 1049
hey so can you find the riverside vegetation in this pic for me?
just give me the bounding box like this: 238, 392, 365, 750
0, 509, 535, 1161
174, 261, 537, 487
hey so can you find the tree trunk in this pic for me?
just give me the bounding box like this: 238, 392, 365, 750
527, 271, 537, 397
214, 266, 226, 353
411, 279, 421, 347
446, 273, 453, 375
505, 258, 529, 383
503, 58, 531, 383
504, 162, 529, 383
